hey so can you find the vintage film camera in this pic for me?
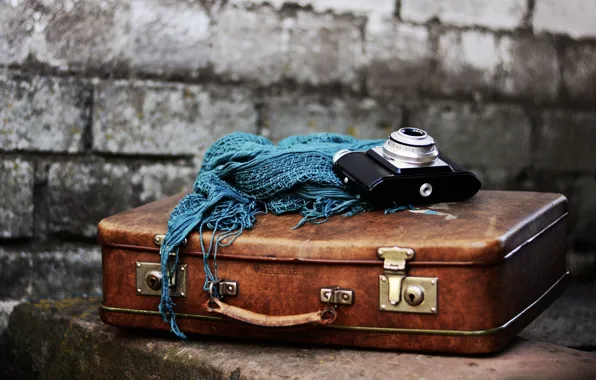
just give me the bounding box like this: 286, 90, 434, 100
333, 128, 481, 206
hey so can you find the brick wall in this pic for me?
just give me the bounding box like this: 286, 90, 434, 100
1, 0, 596, 322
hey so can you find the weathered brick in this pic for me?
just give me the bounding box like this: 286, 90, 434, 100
284, 11, 363, 88
561, 43, 596, 103
466, 167, 519, 190
496, 36, 559, 102
263, 93, 402, 142
125, 0, 210, 76
0, 300, 20, 336
93, 80, 257, 155
0, 159, 34, 238
534, 110, 596, 172
408, 101, 531, 169
229, 0, 395, 14
35, 0, 129, 71
0, 244, 101, 300
0, 74, 90, 152
366, 22, 431, 95
47, 161, 133, 237
569, 176, 596, 245
131, 164, 195, 204
401, 0, 526, 29
436, 30, 499, 95
209, 5, 285, 84
533, 0, 596, 39
0, 1, 31, 65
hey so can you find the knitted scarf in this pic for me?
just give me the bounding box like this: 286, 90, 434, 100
158, 132, 408, 338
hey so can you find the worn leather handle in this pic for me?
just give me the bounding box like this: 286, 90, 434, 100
203, 298, 337, 327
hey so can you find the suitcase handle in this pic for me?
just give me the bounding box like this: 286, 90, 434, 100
203, 298, 337, 327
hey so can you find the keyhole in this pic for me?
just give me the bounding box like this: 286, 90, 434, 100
404, 285, 424, 306
145, 270, 163, 291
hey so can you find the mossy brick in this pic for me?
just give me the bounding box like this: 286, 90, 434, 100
534, 110, 596, 172
0, 244, 101, 300
131, 163, 195, 205
47, 161, 133, 237
435, 30, 500, 96
0, 74, 91, 153
4, 298, 596, 379
496, 36, 560, 103
124, 0, 211, 76
533, 0, 596, 39
407, 101, 531, 169
400, 0, 527, 29
34, 0, 129, 72
92, 80, 258, 155
561, 43, 596, 104
262, 93, 402, 142
209, 5, 286, 85
0, 1, 31, 65
283, 11, 363, 89
0, 159, 34, 238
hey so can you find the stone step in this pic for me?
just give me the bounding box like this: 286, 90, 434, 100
3, 298, 596, 380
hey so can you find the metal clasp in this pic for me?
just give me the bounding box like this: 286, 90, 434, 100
378, 246, 438, 314
136, 262, 187, 297
320, 287, 354, 305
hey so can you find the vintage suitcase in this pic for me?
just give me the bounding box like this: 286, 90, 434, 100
98, 190, 569, 354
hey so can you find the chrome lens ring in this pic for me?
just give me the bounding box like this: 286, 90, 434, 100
382, 128, 439, 165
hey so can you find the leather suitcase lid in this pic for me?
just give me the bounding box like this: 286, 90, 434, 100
98, 190, 567, 265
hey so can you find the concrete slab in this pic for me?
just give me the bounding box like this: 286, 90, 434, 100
521, 281, 596, 350
3, 298, 596, 380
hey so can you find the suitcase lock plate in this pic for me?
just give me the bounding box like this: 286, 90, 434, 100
378, 247, 438, 314
136, 262, 188, 297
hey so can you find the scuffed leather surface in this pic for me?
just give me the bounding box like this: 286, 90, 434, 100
98, 191, 567, 264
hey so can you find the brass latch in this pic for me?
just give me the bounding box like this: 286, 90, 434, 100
378, 246, 438, 314
153, 234, 187, 248
320, 287, 354, 305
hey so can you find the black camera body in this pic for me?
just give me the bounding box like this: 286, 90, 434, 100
333, 128, 481, 207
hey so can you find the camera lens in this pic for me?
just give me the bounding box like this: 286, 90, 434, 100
382, 127, 439, 165
400, 128, 426, 138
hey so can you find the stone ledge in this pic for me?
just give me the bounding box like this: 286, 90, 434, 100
3, 298, 596, 379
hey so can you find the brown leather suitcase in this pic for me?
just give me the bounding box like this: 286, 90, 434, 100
98, 190, 569, 354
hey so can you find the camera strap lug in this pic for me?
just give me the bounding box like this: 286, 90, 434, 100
378, 246, 438, 314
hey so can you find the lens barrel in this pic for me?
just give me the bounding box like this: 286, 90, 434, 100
382, 128, 439, 165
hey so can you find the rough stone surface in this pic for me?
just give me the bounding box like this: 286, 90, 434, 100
0, 244, 101, 300
0, 300, 20, 338
466, 167, 519, 190
521, 281, 596, 349
209, 5, 285, 85
533, 0, 596, 39
408, 101, 531, 169
366, 22, 431, 94
47, 161, 133, 237
0, 73, 91, 152
125, 0, 211, 76
496, 36, 560, 102
401, 0, 527, 29
284, 11, 363, 88
93, 80, 258, 155
534, 110, 596, 172
33, 0, 129, 71
568, 177, 596, 245
436, 30, 500, 95
229, 0, 395, 15
0, 1, 31, 65
0, 159, 34, 238
131, 163, 195, 205
4, 297, 596, 379
263, 93, 402, 142
562, 43, 596, 103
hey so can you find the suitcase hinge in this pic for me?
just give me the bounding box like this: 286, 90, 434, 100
378, 246, 438, 314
